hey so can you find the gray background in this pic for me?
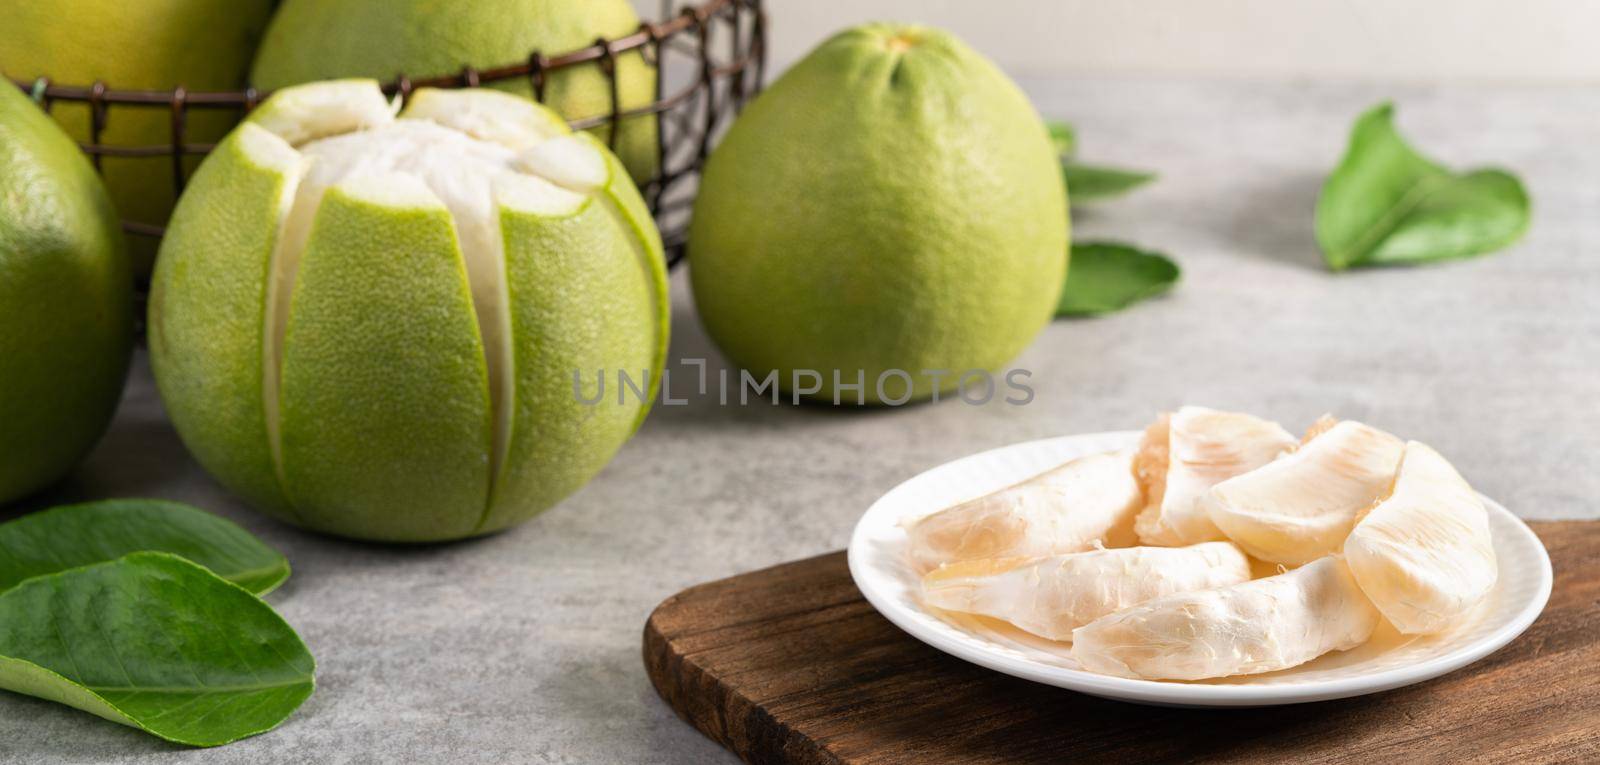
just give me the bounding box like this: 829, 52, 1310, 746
3, 78, 1595, 763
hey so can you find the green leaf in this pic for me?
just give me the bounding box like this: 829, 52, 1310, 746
1316, 102, 1530, 270
1062, 162, 1158, 202
0, 499, 288, 596
1044, 119, 1156, 203
1057, 242, 1180, 316
0, 552, 314, 747
1047, 120, 1077, 157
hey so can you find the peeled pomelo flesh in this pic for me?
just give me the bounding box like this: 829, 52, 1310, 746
921, 541, 1250, 641
0, 83, 132, 503
904, 450, 1142, 574
688, 23, 1069, 403
1133, 406, 1297, 547
0, 0, 276, 275
1072, 556, 1380, 680
1204, 417, 1405, 565
149, 80, 667, 541
249, 0, 658, 182
1345, 441, 1497, 634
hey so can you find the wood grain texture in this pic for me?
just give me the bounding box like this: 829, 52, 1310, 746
644, 522, 1598, 765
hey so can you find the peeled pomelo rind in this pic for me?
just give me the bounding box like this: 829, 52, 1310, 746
493, 174, 589, 218
239, 125, 310, 512
154, 78, 668, 541
246, 83, 402, 498
247, 0, 659, 182
478, 134, 667, 532
279, 178, 492, 539
150, 127, 303, 522
517, 135, 609, 193
246, 79, 397, 147
401, 88, 570, 151
587, 133, 670, 437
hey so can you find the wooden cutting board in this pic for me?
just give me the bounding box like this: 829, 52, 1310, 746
644, 521, 1598, 765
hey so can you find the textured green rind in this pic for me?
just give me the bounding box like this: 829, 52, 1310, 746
279, 185, 493, 542
0, 499, 289, 595
0, 552, 314, 747
687, 24, 1069, 404
595, 138, 671, 435
483, 146, 667, 533
0, 0, 276, 273
148, 130, 296, 521
250, 0, 659, 182
0, 84, 132, 504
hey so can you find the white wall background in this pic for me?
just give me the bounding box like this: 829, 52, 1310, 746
640, 0, 1600, 83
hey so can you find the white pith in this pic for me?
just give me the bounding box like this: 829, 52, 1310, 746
249, 82, 605, 526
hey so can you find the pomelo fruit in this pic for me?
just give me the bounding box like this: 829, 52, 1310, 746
0, 84, 133, 504
0, 0, 277, 276
148, 80, 669, 542
687, 24, 1068, 404
250, 0, 659, 183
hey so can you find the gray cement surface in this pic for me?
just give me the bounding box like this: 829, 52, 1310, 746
2, 78, 1595, 763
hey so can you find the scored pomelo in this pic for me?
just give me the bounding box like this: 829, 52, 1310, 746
149, 81, 669, 542
0, 84, 133, 504
0, 0, 277, 277
250, 0, 659, 183
688, 23, 1069, 404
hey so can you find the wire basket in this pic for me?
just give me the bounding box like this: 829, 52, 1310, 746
10, 0, 766, 271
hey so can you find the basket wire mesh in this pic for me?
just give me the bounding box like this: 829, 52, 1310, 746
11, 0, 766, 270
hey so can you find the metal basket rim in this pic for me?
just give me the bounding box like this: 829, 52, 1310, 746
10, 0, 755, 107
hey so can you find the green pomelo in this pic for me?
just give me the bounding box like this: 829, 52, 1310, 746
688, 24, 1069, 404
0, 0, 277, 276
0, 84, 133, 504
149, 81, 668, 542
251, 0, 659, 184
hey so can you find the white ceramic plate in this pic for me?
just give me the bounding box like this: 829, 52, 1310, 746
848, 431, 1553, 707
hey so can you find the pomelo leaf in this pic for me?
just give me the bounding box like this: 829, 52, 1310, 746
0, 499, 288, 596
1047, 120, 1077, 157
1057, 242, 1180, 316
1316, 102, 1530, 271
1062, 162, 1158, 202
0, 552, 314, 747
1045, 119, 1156, 203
